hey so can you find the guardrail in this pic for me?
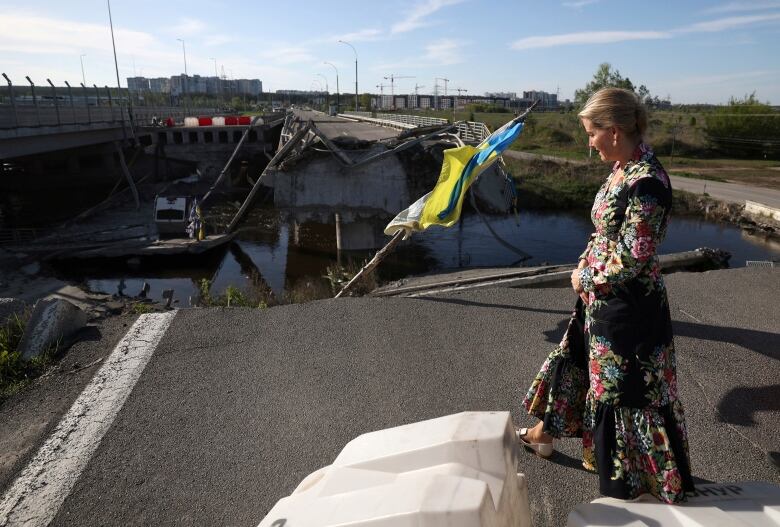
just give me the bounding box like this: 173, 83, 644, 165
375, 113, 449, 127
338, 114, 416, 131
131, 106, 220, 126
343, 111, 372, 118
455, 121, 491, 143
341, 112, 492, 143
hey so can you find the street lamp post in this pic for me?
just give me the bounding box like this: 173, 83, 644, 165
338, 40, 358, 111
211, 57, 220, 109
80, 54, 87, 86
316, 73, 329, 94
176, 38, 188, 110
324, 62, 339, 114
316, 73, 329, 111
106, 0, 127, 140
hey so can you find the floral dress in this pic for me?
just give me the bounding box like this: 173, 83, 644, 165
521, 143, 695, 503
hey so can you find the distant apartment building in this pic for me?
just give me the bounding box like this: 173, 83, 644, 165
523, 90, 558, 108
127, 77, 149, 92
236, 79, 263, 97
369, 93, 509, 110
149, 77, 171, 93
127, 74, 262, 97
484, 91, 517, 100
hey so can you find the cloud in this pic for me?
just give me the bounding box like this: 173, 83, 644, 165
703, 1, 780, 14
423, 39, 463, 65
168, 17, 206, 36
661, 69, 775, 87
677, 12, 780, 32
203, 34, 234, 47
511, 30, 670, 49
259, 46, 315, 65
510, 11, 780, 50
371, 38, 465, 73
333, 28, 383, 42
391, 0, 464, 34
562, 0, 600, 8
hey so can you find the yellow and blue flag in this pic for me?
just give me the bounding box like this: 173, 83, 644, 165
384, 118, 524, 238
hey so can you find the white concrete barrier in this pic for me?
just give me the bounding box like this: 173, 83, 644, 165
567, 481, 780, 526
257, 411, 531, 527
745, 200, 780, 226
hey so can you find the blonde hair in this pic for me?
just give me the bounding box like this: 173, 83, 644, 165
578, 88, 648, 140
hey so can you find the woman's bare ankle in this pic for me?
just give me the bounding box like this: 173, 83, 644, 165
529, 422, 553, 444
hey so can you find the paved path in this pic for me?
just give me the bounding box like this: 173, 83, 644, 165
1, 267, 777, 526
669, 175, 780, 209
504, 149, 780, 209
292, 109, 399, 141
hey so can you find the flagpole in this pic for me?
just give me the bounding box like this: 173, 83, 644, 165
335, 231, 404, 298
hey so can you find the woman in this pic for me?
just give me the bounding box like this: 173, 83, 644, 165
518, 88, 695, 504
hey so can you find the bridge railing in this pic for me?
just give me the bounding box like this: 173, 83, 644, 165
455, 121, 492, 143
374, 113, 449, 127
0, 73, 227, 132
341, 112, 492, 143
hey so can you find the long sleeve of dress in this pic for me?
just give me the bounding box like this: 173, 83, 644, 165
579, 176, 669, 293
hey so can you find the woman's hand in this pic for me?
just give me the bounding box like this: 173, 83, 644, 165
572, 264, 589, 305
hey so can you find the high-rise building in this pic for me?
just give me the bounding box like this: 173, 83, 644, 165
126, 74, 262, 96
127, 77, 150, 92
523, 90, 558, 108
149, 78, 171, 93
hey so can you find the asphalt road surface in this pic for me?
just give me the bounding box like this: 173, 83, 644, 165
668, 175, 780, 209
2, 268, 778, 526
292, 109, 400, 142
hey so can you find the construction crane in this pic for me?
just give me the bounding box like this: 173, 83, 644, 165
453, 88, 468, 112
383, 74, 414, 109
411, 84, 426, 109
434, 77, 450, 110
376, 83, 390, 110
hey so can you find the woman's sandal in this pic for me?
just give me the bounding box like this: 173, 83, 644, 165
517, 427, 554, 459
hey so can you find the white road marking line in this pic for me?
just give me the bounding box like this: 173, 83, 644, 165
0, 311, 176, 527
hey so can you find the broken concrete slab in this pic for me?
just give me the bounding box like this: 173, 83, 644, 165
18, 298, 87, 360
0, 298, 26, 326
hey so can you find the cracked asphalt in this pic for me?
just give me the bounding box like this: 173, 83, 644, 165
2, 268, 778, 527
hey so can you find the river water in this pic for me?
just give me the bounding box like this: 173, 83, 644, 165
73, 208, 780, 306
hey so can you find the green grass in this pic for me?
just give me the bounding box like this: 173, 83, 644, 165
503, 157, 604, 211
196, 280, 271, 308
0, 311, 59, 405
669, 171, 728, 182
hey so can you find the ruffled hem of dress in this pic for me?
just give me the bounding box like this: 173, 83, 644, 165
521, 345, 588, 438
582, 399, 694, 504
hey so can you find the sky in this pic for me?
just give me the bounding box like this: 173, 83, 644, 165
1, 0, 780, 104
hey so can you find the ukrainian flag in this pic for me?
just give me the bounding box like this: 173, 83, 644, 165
384, 117, 525, 238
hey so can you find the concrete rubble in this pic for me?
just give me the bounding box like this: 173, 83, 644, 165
18, 298, 87, 360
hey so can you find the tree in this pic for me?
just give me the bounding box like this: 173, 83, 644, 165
705, 92, 780, 159
574, 63, 651, 105
360, 93, 372, 112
